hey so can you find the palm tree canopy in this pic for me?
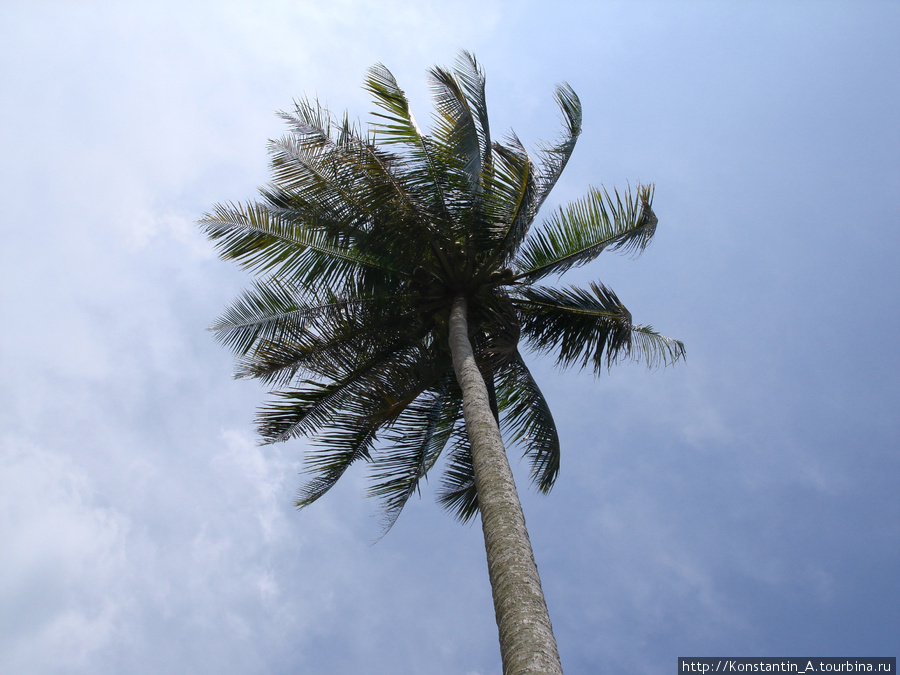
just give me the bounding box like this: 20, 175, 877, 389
199, 51, 684, 530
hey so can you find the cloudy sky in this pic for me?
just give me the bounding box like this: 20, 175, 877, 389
2, 1, 898, 673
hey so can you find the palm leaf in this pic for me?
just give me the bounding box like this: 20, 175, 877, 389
497, 353, 560, 492
427, 51, 491, 191
295, 427, 378, 509
515, 282, 684, 374
486, 135, 539, 259
436, 432, 478, 522
369, 376, 461, 533
513, 185, 657, 282
290, 353, 434, 508
211, 279, 400, 358
364, 64, 455, 221
198, 201, 400, 289
274, 99, 406, 236
268, 101, 372, 223
289, 390, 379, 509
281, 92, 450, 250
211, 278, 309, 357
452, 51, 492, 167
237, 298, 420, 387
258, 338, 449, 442
532, 83, 582, 213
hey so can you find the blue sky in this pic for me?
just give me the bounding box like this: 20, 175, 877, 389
1, 2, 898, 673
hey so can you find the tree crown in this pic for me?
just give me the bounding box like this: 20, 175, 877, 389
200, 52, 684, 530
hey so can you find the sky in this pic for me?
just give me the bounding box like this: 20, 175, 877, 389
1, 1, 898, 673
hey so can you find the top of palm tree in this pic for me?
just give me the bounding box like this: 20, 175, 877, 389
199, 51, 684, 532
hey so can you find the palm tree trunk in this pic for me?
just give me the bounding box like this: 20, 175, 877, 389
448, 294, 563, 675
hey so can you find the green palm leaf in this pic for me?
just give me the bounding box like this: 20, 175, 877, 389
427, 51, 491, 191
211, 278, 403, 359
211, 278, 309, 357
532, 83, 582, 213
450, 51, 492, 167
237, 297, 420, 387
263, 385, 378, 509
515, 282, 684, 373
487, 134, 539, 259
364, 64, 468, 228
281, 92, 450, 249
514, 184, 658, 282
198, 201, 399, 289
497, 353, 561, 492
436, 433, 478, 522
268, 106, 371, 226
369, 376, 461, 532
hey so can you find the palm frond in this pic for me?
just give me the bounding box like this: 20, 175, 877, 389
198, 201, 400, 288
369, 376, 461, 533
625, 324, 687, 369
259, 380, 359, 446
436, 432, 479, 522
290, 351, 455, 513
453, 51, 492, 166
274, 99, 405, 235
269, 99, 371, 218
513, 185, 657, 282
281, 92, 450, 249
258, 337, 449, 441
289, 350, 439, 508
211, 278, 309, 357
365, 64, 455, 221
211, 279, 399, 359
365, 63, 429, 148
532, 83, 582, 213
487, 135, 539, 259
278, 95, 359, 145
291, 397, 379, 509
427, 51, 491, 191
515, 282, 683, 374
497, 353, 560, 492
264, 136, 370, 234
236, 298, 419, 387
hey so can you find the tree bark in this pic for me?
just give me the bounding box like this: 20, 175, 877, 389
448, 294, 563, 675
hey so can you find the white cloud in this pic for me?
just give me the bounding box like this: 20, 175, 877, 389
0, 438, 130, 673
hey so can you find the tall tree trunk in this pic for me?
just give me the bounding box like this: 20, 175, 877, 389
448, 294, 563, 675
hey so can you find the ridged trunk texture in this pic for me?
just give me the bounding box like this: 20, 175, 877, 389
448, 294, 563, 675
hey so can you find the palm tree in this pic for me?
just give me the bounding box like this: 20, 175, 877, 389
199, 52, 684, 675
